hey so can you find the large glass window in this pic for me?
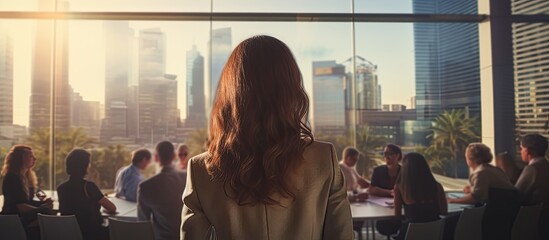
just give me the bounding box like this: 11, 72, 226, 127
1, 1, 548, 195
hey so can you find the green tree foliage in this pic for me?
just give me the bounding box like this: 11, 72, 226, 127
354, 126, 387, 178
427, 109, 480, 178
187, 128, 208, 158
87, 145, 131, 189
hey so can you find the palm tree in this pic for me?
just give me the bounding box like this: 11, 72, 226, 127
428, 108, 480, 178
354, 125, 387, 178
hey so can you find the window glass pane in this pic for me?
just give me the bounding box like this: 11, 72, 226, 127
210, 21, 353, 154
212, 0, 350, 13
355, 22, 481, 179
47, 20, 210, 189
512, 0, 549, 15
513, 23, 549, 143
0, 19, 53, 193
63, 0, 209, 12
356, 0, 478, 14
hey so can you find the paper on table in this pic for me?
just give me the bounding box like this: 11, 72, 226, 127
367, 196, 394, 207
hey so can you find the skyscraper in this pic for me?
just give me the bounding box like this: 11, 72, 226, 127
136, 28, 179, 144
185, 45, 206, 129
312, 60, 347, 135
354, 57, 382, 110
513, 1, 549, 136
100, 21, 134, 143
0, 24, 13, 127
206, 28, 231, 115
413, 0, 480, 120
29, 0, 71, 133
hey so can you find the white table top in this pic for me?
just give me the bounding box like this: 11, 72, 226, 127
102, 197, 137, 218
351, 196, 473, 221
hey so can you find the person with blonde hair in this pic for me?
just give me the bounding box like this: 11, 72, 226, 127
1, 145, 53, 239
448, 143, 514, 204
181, 35, 352, 240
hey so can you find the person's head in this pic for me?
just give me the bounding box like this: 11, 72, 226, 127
383, 144, 402, 166
465, 143, 493, 168
177, 144, 190, 170
397, 152, 437, 203
207, 35, 313, 205
155, 141, 175, 167
520, 134, 548, 163
65, 148, 91, 179
131, 148, 152, 170
342, 147, 360, 167
2, 145, 35, 176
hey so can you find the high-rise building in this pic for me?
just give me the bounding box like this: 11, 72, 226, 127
312, 60, 347, 135
100, 21, 134, 143
138, 28, 166, 80
413, 0, 480, 120
71, 91, 101, 139
29, 1, 71, 133
185, 45, 206, 129
355, 58, 382, 110
513, 1, 549, 136
206, 28, 231, 114
138, 74, 178, 145
0, 24, 13, 127
136, 28, 179, 145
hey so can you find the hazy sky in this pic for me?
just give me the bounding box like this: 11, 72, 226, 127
3, 0, 415, 127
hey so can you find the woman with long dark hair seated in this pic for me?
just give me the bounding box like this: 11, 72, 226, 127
181, 35, 353, 240
1, 145, 53, 240
57, 148, 117, 240
393, 152, 447, 239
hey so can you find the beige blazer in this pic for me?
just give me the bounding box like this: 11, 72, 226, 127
180, 141, 353, 240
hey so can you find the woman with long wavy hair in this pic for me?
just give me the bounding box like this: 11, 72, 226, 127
1, 145, 53, 239
181, 35, 352, 240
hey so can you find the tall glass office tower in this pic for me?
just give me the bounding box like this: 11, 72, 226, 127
185, 45, 206, 129
312, 60, 347, 135
413, 0, 480, 120
513, 1, 549, 136
206, 27, 232, 114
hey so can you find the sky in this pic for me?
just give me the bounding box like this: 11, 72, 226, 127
2, 0, 415, 127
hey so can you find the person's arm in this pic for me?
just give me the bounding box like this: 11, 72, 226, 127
137, 185, 152, 221
356, 177, 370, 189
447, 193, 476, 204
181, 158, 213, 240
436, 183, 448, 215
86, 181, 117, 213
394, 187, 403, 217
322, 145, 353, 240
99, 197, 117, 213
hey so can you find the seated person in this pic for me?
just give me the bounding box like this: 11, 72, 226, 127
495, 151, 522, 185
176, 144, 190, 171
369, 144, 402, 237
394, 152, 447, 240
339, 146, 370, 202
515, 134, 549, 240
114, 148, 152, 202
1, 145, 53, 240
57, 148, 117, 240
448, 143, 514, 204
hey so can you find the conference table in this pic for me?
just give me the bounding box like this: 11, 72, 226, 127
102, 197, 138, 219
351, 195, 472, 240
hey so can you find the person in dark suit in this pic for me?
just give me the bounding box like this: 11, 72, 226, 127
137, 141, 186, 240
516, 133, 549, 240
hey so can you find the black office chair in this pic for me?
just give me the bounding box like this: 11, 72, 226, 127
482, 187, 520, 240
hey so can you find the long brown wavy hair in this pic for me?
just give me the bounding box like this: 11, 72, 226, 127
396, 152, 437, 204
207, 35, 313, 205
1, 145, 38, 196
